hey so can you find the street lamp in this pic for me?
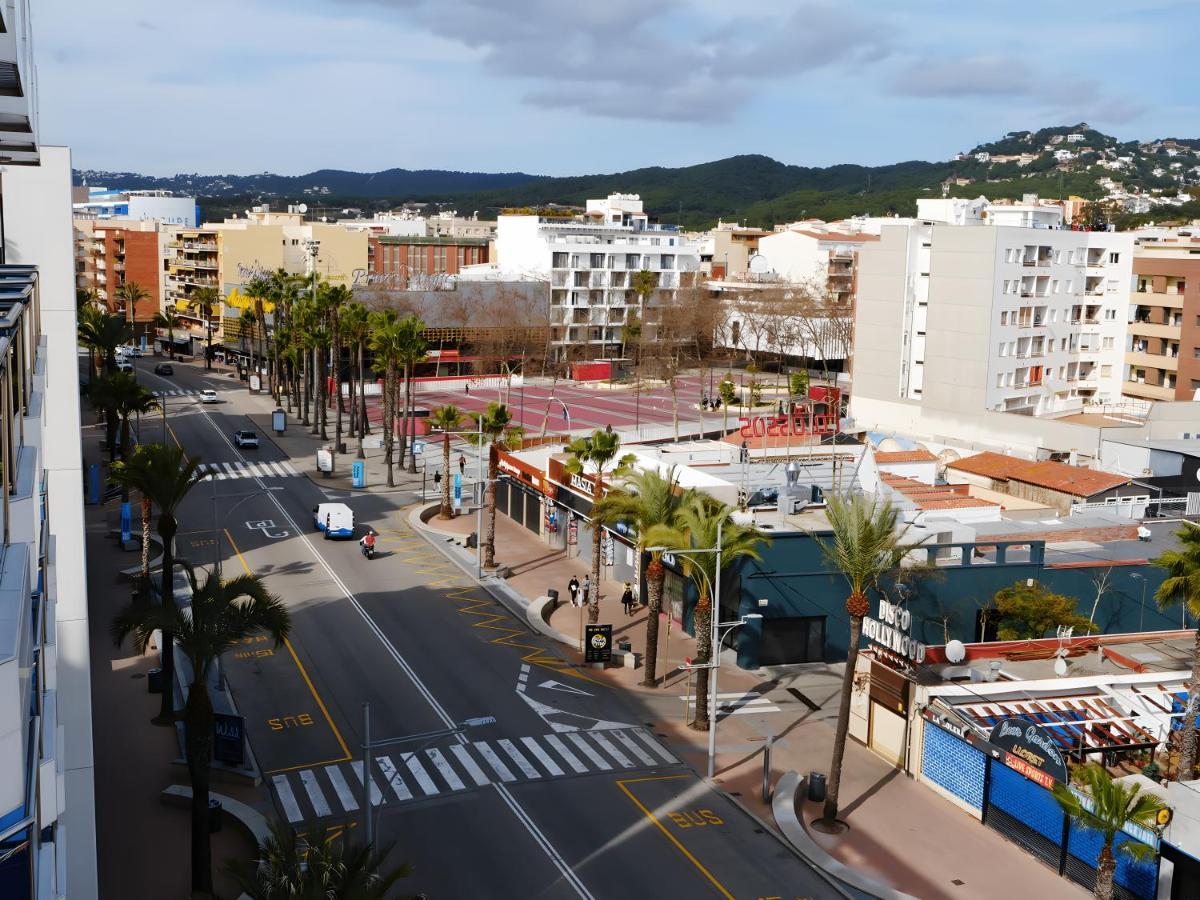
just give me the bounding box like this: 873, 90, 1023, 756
544, 396, 571, 433
209, 487, 271, 576
1130, 573, 1148, 631
360, 704, 495, 849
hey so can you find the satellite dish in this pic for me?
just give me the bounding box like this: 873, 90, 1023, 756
1054, 656, 1069, 677
748, 254, 771, 275
297, 203, 308, 214
945, 640, 966, 664
936, 448, 961, 478
878, 438, 903, 453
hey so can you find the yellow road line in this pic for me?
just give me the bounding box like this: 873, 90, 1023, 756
615, 774, 735, 900
224, 527, 353, 768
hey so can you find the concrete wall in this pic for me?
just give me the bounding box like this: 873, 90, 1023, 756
852, 224, 912, 403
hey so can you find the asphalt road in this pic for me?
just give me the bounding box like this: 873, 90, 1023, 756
127, 357, 842, 899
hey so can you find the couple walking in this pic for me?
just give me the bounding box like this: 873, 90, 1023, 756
567, 575, 637, 615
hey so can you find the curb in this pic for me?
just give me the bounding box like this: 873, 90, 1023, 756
771, 771, 917, 900
526, 595, 582, 651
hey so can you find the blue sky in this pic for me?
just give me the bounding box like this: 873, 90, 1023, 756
39, 0, 1199, 177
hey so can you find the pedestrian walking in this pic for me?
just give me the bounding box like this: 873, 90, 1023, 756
458, 454, 466, 475
434, 470, 442, 487
581, 575, 591, 608
568, 575, 580, 607
621, 583, 635, 616
465, 382, 470, 396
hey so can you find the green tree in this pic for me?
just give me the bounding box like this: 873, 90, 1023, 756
718, 376, 737, 433
243, 276, 272, 387
621, 309, 642, 362
322, 284, 353, 470
789, 370, 809, 397
650, 498, 767, 730
1153, 524, 1200, 779
77, 308, 133, 448
109, 445, 210, 725
114, 280, 150, 332
89, 371, 158, 465
189, 286, 221, 371
813, 494, 913, 828
224, 820, 412, 900
153, 308, 181, 359
428, 404, 464, 520
992, 580, 1096, 641
564, 430, 636, 624
470, 402, 524, 570
114, 566, 290, 896
396, 316, 428, 475
339, 301, 372, 457
1052, 764, 1165, 900
595, 466, 695, 685
368, 310, 402, 487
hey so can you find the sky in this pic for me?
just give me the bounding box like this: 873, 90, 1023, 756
39, 0, 1200, 177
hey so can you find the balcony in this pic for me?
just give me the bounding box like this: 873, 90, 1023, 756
1128, 320, 1179, 340
1122, 379, 1176, 402
1126, 349, 1179, 371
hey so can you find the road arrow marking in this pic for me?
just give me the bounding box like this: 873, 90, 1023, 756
537, 679, 593, 696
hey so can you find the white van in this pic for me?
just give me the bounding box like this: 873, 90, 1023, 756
313, 502, 354, 539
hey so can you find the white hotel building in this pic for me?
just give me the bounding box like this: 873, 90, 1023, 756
0, 2, 95, 897
460, 194, 700, 358
854, 197, 1133, 419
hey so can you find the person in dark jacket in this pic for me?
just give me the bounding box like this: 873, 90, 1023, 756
621, 583, 635, 616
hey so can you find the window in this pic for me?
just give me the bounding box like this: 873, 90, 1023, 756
1109, 252, 1120, 264
999, 343, 1007, 357
1105, 309, 1117, 320
1194, 347, 1200, 359
1053, 280, 1060, 294
1193, 379, 1200, 391
1101, 365, 1112, 377
1000, 311, 1008, 326
1102, 337, 1114, 350
997, 374, 1005, 388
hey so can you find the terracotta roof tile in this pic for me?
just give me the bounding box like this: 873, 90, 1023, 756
945, 451, 1129, 498
944, 451, 1031, 481
875, 449, 937, 464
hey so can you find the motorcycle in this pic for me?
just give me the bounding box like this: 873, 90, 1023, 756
360, 539, 376, 560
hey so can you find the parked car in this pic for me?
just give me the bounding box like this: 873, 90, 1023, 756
116, 362, 135, 374
119, 346, 143, 358
313, 502, 354, 539
153, 363, 174, 376
233, 430, 259, 449
198, 389, 219, 403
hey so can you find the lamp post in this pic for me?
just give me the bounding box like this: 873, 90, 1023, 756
429, 418, 486, 579
1130, 573, 1147, 631
209, 487, 270, 577
360, 704, 494, 849
544, 396, 571, 434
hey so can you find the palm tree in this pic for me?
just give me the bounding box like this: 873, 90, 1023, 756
563, 430, 636, 624
471, 402, 524, 569
631, 269, 658, 350
225, 820, 412, 900
1052, 764, 1165, 900
1153, 523, 1200, 780
396, 315, 427, 475
189, 286, 221, 371
109, 445, 210, 725
243, 276, 272, 386
239, 308, 259, 376
78, 309, 134, 450
813, 493, 912, 828
428, 405, 464, 519
153, 308, 181, 359
594, 466, 695, 685
89, 371, 158, 464
325, 284, 353, 467
649, 498, 766, 730
114, 280, 150, 335
114, 566, 290, 896
340, 301, 372, 456
369, 310, 402, 487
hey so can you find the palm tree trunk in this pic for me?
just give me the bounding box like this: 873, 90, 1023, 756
119, 417, 132, 502
1180, 628, 1200, 780
168, 327, 175, 359
301, 351, 311, 427
589, 479, 603, 625
1095, 843, 1116, 900
140, 496, 152, 583
691, 595, 712, 731
356, 343, 367, 458
154, 522, 177, 725
822, 610, 865, 825
184, 677, 215, 894
405, 375, 417, 475
319, 346, 329, 441
333, 321, 343, 456
310, 346, 320, 435
484, 445, 498, 568
397, 363, 409, 469
384, 363, 396, 488
205, 320, 213, 371
439, 438, 452, 519
641, 554, 665, 686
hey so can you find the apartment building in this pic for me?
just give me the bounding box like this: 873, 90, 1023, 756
700, 221, 771, 278
1124, 233, 1200, 402
757, 227, 878, 303
854, 200, 1133, 420
365, 234, 489, 287
72, 188, 198, 227
0, 30, 95, 898
461, 194, 700, 358
73, 219, 168, 341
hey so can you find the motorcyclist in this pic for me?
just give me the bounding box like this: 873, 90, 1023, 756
360, 529, 377, 557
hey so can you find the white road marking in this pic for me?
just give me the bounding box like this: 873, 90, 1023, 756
499, 739, 541, 779
451, 745, 491, 787
633, 728, 679, 764
271, 774, 304, 823
298, 769, 331, 818
473, 741, 517, 783
351, 761, 384, 806
567, 733, 612, 770
590, 732, 633, 768
325, 766, 359, 811
520, 737, 565, 776
543, 734, 588, 774
426, 748, 467, 791
375, 756, 413, 802
404, 754, 441, 796
612, 730, 656, 767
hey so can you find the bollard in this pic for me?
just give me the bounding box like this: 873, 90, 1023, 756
762, 733, 775, 803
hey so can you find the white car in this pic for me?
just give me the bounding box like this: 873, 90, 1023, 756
119, 346, 143, 358
198, 389, 219, 403
233, 430, 259, 449
116, 362, 135, 374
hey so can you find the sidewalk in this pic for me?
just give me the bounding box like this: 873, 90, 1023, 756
416, 502, 1079, 900
83, 419, 260, 899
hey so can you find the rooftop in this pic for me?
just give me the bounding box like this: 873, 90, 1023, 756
875, 449, 937, 464
946, 451, 1130, 497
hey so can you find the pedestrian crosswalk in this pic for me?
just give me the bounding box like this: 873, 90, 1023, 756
198, 460, 300, 480
683, 691, 782, 716
150, 389, 209, 397
270, 727, 679, 824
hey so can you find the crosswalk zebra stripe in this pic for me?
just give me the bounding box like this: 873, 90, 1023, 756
403, 754, 441, 796
375, 756, 413, 802
325, 765, 358, 811
543, 734, 588, 774
298, 769, 332, 818
222, 462, 239, 477
633, 729, 678, 764
272, 774, 304, 823
450, 744, 491, 787
425, 748, 466, 791
284, 462, 300, 475
520, 737, 564, 777
591, 732, 633, 768
268, 461, 289, 477
567, 732, 612, 770
612, 730, 656, 767
498, 739, 541, 779
351, 761, 384, 806
473, 741, 517, 783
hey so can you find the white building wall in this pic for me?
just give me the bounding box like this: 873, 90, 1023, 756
2, 146, 96, 900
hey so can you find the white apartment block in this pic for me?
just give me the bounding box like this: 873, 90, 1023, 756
463, 194, 700, 358
855, 201, 1133, 420
72, 189, 198, 227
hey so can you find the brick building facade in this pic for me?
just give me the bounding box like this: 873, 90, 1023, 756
1125, 236, 1200, 402
73, 219, 165, 338
366, 234, 489, 287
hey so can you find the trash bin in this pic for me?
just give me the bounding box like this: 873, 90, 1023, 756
617, 639, 632, 653
147, 667, 163, 694
209, 798, 223, 833
547, 588, 559, 610
466, 532, 478, 549
808, 771, 827, 803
